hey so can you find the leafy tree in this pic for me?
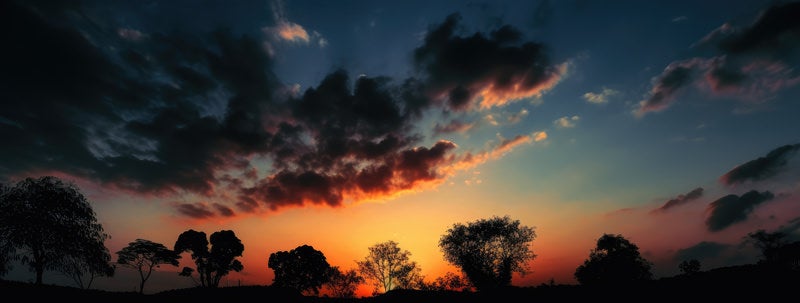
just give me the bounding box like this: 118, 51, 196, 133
0, 176, 111, 285
174, 229, 244, 288
678, 259, 701, 275
574, 233, 653, 286
438, 215, 537, 291
116, 239, 181, 294
61, 238, 115, 289
744, 229, 800, 269
268, 244, 332, 295
0, 183, 12, 277
744, 229, 788, 264
357, 240, 421, 294
325, 266, 364, 298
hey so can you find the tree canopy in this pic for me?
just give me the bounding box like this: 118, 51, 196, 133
439, 215, 537, 291
116, 239, 181, 294
574, 233, 653, 286
0, 176, 111, 285
174, 229, 244, 288
268, 244, 332, 295
357, 240, 421, 294
325, 266, 365, 298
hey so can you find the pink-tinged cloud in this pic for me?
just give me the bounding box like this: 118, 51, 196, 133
272, 21, 310, 43
414, 13, 566, 111
635, 58, 710, 117
719, 144, 800, 186
452, 131, 546, 171
638, 2, 800, 117
651, 187, 704, 214
117, 28, 145, 41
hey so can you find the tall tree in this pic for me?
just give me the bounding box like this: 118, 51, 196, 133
439, 215, 537, 291
0, 176, 111, 285
356, 240, 420, 294
325, 266, 364, 298
61, 238, 115, 289
116, 239, 181, 294
174, 229, 244, 288
268, 244, 332, 295
574, 233, 653, 286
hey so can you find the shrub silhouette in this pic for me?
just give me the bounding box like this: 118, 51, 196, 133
574, 233, 653, 286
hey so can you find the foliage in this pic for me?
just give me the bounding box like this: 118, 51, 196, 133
438, 215, 537, 291
357, 240, 421, 294
678, 259, 701, 275
60, 238, 115, 289
744, 229, 800, 269
426, 271, 474, 291
325, 266, 365, 298
116, 239, 181, 293
574, 233, 653, 286
268, 244, 332, 295
0, 176, 111, 285
174, 229, 244, 288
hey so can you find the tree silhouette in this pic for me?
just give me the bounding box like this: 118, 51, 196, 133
427, 271, 474, 291
268, 244, 332, 295
574, 233, 653, 286
0, 176, 111, 285
116, 239, 181, 294
61, 238, 115, 289
325, 266, 364, 298
357, 240, 421, 294
744, 229, 800, 269
174, 229, 244, 288
438, 215, 537, 291
678, 259, 701, 276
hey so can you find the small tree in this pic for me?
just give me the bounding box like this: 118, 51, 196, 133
116, 239, 181, 294
357, 240, 421, 294
325, 266, 365, 298
439, 215, 537, 291
0, 176, 111, 285
174, 229, 244, 288
268, 244, 332, 295
678, 259, 701, 276
744, 229, 788, 264
574, 233, 653, 286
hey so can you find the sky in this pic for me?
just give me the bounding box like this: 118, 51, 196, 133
2, 0, 800, 296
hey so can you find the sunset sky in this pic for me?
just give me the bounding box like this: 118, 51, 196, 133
3, 0, 800, 296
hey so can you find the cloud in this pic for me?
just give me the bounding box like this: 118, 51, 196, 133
453, 131, 546, 171
673, 241, 730, 261
720, 143, 800, 186
413, 13, 566, 111
583, 87, 618, 104
433, 119, 476, 134
705, 190, 775, 232
117, 28, 145, 41
652, 187, 704, 213
175, 203, 216, 219
553, 115, 579, 128
636, 2, 800, 116
671, 16, 688, 23
263, 0, 325, 46
0, 3, 548, 219
507, 108, 529, 124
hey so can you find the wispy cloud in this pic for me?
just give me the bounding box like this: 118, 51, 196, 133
651, 187, 704, 213
720, 143, 800, 186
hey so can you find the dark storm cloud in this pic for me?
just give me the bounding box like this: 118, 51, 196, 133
413, 13, 565, 111
1, 2, 475, 217
637, 2, 800, 116
706, 190, 775, 232
715, 2, 800, 55
652, 187, 704, 213
720, 144, 800, 186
